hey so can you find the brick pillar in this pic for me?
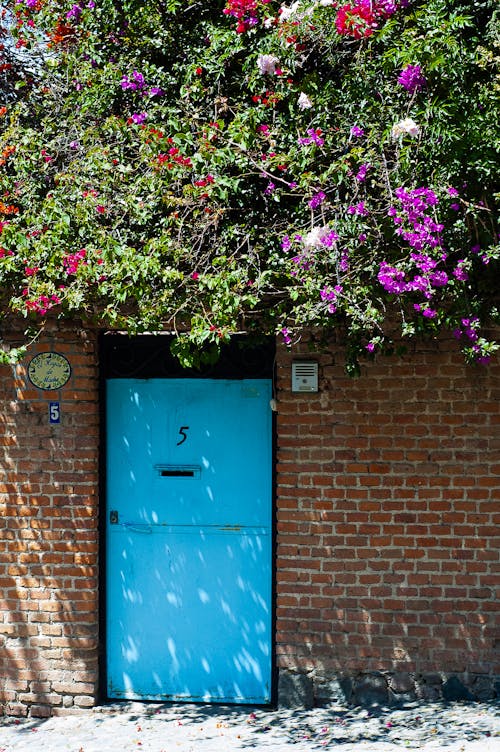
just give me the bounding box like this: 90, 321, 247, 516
0, 320, 99, 717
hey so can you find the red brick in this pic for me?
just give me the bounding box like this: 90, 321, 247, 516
276, 336, 499, 685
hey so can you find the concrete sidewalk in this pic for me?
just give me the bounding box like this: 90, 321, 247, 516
0, 700, 499, 751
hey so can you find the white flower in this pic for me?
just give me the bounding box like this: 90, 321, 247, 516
257, 54, 279, 76
391, 117, 420, 139
304, 226, 328, 248
298, 92, 313, 110
263, 17, 275, 28
279, 1, 302, 22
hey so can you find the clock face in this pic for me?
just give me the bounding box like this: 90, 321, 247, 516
28, 352, 72, 391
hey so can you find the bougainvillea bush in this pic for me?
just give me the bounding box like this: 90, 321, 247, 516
0, 0, 498, 369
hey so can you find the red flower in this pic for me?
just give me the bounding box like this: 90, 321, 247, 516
335, 2, 376, 38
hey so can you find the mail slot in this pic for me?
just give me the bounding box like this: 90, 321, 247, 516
154, 464, 201, 479
161, 469, 194, 478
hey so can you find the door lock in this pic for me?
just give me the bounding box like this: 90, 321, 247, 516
110, 510, 119, 525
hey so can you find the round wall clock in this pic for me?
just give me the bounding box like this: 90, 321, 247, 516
28, 352, 72, 390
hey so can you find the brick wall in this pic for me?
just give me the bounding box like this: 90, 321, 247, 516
1, 322, 499, 715
275, 335, 500, 704
0, 320, 99, 717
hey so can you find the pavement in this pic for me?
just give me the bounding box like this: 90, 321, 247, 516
0, 700, 499, 752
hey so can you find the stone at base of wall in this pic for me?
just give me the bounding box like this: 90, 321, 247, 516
277, 670, 500, 709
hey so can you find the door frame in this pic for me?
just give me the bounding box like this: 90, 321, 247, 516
98, 332, 277, 706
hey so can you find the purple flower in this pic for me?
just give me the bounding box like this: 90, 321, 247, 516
298, 128, 324, 147
428, 270, 449, 287
411, 253, 437, 272
320, 230, 339, 248
66, 3, 82, 21
131, 112, 147, 124
453, 262, 469, 282
355, 163, 369, 182
320, 287, 336, 302
377, 0, 398, 14
264, 181, 276, 195
409, 275, 429, 293
132, 70, 146, 88
121, 71, 148, 92
389, 187, 443, 251
281, 327, 292, 345
121, 76, 137, 91
414, 304, 437, 318
366, 342, 375, 352
308, 191, 326, 209
350, 125, 364, 138
347, 201, 368, 216
378, 262, 409, 294
320, 285, 342, 314
397, 64, 426, 94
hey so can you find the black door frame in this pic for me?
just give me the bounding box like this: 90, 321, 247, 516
97, 332, 277, 705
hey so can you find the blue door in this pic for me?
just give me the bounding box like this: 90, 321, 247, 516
106, 378, 272, 703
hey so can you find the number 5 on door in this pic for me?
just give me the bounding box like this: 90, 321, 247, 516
177, 426, 189, 446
